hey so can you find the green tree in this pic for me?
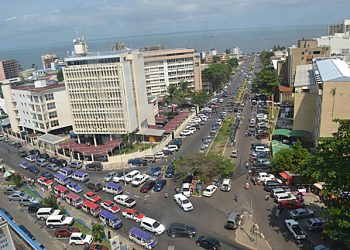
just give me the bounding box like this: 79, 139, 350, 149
92, 222, 105, 243
41, 195, 59, 209
202, 64, 232, 92
173, 153, 234, 184
307, 120, 350, 248
212, 55, 221, 63
251, 68, 280, 96
191, 90, 211, 108
57, 69, 64, 81
259, 51, 274, 68
225, 48, 231, 54
227, 58, 239, 68
8, 173, 23, 187
165, 84, 179, 104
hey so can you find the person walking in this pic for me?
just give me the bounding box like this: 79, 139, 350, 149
234, 194, 238, 202
265, 194, 270, 201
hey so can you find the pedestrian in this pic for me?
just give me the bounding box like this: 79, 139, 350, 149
164, 192, 168, 199
41, 187, 45, 193
265, 194, 270, 201
108, 230, 111, 239
275, 209, 280, 218
234, 194, 238, 202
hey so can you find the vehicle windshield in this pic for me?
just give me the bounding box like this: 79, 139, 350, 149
153, 221, 160, 228
182, 188, 190, 192
183, 199, 189, 204
146, 236, 156, 244
81, 233, 87, 239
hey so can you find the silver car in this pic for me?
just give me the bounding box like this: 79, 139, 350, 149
19, 196, 40, 207
8, 191, 29, 201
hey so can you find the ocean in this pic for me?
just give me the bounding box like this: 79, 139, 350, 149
0, 25, 326, 69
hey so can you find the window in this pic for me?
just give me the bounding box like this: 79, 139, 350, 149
34, 96, 39, 103
50, 120, 59, 127
45, 93, 54, 101
47, 103, 56, 110
49, 111, 57, 119
37, 114, 43, 121
313, 51, 321, 55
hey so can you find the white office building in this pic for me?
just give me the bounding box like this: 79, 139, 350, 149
316, 32, 350, 56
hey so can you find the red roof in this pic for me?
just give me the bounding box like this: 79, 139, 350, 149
60, 139, 122, 155
162, 112, 190, 133
278, 85, 293, 92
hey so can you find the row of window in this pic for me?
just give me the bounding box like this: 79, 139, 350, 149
66, 80, 121, 90
64, 67, 120, 78
72, 112, 125, 120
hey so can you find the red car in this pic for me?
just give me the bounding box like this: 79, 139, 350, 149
140, 180, 155, 193
278, 200, 305, 210
122, 208, 145, 223
101, 200, 120, 214
84, 191, 101, 203
37, 177, 53, 187
54, 226, 80, 238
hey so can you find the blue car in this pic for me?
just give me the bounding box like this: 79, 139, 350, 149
128, 158, 148, 166
164, 164, 174, 178
153, 179, 167, 192
27, 164, 40, 174
66, 182, 83, 194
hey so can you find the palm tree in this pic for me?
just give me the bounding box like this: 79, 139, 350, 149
166, 84, 178, 104
92, 222, 105, 243
42, 195, 59, 209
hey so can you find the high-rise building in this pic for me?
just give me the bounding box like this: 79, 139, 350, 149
141, 48, 202, 97
288, 39, 330, 86
1, 79, 72, 134
0, 59, 19, 81
328, 18, 350, 35
41, 53, 59, 69
63, 38, 149, 145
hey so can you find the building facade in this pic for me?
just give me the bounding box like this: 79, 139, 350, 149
0, 60, 19, 81
328, 18, 350, 35
63, 39, 149, 143
141, 48, 202, 97
1, 79, 72, 134
41, 53, 59, 69
288, 39, 330, 86
316, 32, 350, 56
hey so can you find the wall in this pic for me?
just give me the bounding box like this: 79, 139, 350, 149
54, 89, 73, 129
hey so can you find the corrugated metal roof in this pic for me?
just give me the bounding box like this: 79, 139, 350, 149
316, 58, 350, 82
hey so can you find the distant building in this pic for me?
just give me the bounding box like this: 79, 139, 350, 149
232, 47, 241, 56
293, 58, 350, 143
1, 79, 72, 134
0, 59, 19, 81
288, 39, 330, 86
316, 32, 350, 56
272, 50, 288, 84
41, 53, 59, 70
141, 48, 202, 97
140, 44, 164, 52
328, 18, 350, 35
112, 42, 128, 51
63, 38, 149, 145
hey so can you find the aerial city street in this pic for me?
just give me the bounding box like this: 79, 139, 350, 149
0, 2, 350, 250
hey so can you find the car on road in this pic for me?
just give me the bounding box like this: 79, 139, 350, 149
122, 208, 145, 222
101, 200, 120, 214
54, 225, 80, 238
84, 191, 101, 203
140, 217, 166, 235
86, 182, 103, 192
69, 232, 93, 246
153, 179, 167, 192
140, 180, 156, 193
85, 162, 103, 171
70, 161, 83, 169
128, 158, 148, 166
114, 194, 136, 208
180, 130, 194, 136
196, 235, 221, 250
202, 185, 218, 197
174, 193, 193, 211
8, 191, 28, 201
230, 149, 238, 158
289, 208, 314, 220
220, 179, 231, 192
67, 182, 83, 194
166, 223, 196, 238
306, 217, 325, 231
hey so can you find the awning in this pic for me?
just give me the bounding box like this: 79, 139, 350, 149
136, 128, 165, 137
3, 170, 15, 178
38, 134, 66, 145
279, 171, 290, 180
272, 129, 291, 137
291, 130, 311, 138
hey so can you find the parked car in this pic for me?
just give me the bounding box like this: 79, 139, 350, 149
3, 186, 18, 196
55, 225, 81, 238
38, 153, 50, 160
69, 232, 93, 246
104, 172, 117, 182
27, 164, 40, 174
128, 158, 148, 166
181, 183, 191, 198
131, 174, 149, 187
289, 208, 314, 220
202, 185, 218, 197
25, 155, 37, 162
29, 149, 40, 155
143, 155, 156, 164
114, 194, 136, 207
153, 179, 167, 192
67, 182, 83, 194
101, 200, 120, 214
85, 162, 103, 171
166, 223, 196, 238
70, 161, 83, 169
84, 191, 101, 203
112, 172, 125, 183
140, 181, 156, 193
19, 196, 40, 207
306, 217, 325, 231
46, 163, 60, 172
41, 171, 54, 180
196, 235, 221, 250
279, 200, 305, 210
164, 165, 175, 178
154, 151, 165, 159
285, 219, 306, 240
174, 194, 193, 212
8, 191, 28, 201
220, 179, 231, 192
19, 150, 27, 157
27, 203, 43, 213
122, 208, 145, 222
140, 217, 166, 235
86, 182, 103, 192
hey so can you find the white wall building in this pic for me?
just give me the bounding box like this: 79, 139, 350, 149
63, 39, 149, 143
232, 47, 241, 55
1, 79, 72, 133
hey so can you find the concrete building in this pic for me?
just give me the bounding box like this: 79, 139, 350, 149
328, 18, 350, 35
147, 96, 159, 126
63, 38, 149, 145
293, 58, 350, 143
232, 47, 241, 56
272, 50, 288, 84
0, 60, 19, 81
141, 48, 202, 97
1, 79, 72, 134
316, 32, 350, 56
41, 53, 59, 70
288, 39, 330, 86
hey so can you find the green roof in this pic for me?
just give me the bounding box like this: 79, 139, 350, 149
290, 130, 311, 138
272, 129, 291, 137
271, 140, 291, 156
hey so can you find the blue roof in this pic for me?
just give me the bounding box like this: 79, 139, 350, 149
316, 58, 350, 82
73, 171, 87, 176
129, 227, 152, 240
100, 210, 118, 220
55, 173, 69, 180
104, 182, 122, 189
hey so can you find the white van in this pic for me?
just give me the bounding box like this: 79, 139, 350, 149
124, 170, 140, 183
36, 207, 61, 220
46, 214, 74, 228
275, 193, 296, 203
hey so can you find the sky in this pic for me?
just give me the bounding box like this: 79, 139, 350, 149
0, 0, 350, 50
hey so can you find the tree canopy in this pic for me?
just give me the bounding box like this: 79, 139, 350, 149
173, 153, 235, 183
91, 222, 105, 243
251, 68, 280, 95
57, 69, 64, 82
191, 90, 211, 108
259, 51, 274, 68
227, 58, 239, 68
202, 64, 232, 92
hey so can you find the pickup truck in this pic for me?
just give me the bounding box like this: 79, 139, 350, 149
131, 174, 149, 187
285, 219, 306, 240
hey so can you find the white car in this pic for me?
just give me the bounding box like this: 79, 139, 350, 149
154, 151, 165, 159
162, 145, 178, 152
25, 155, 36, 162
192, 117, 201, 123
174, 193, 193, 212
104, 172, 117, 182
69, 232, 93, 246
131, 174, 149, 187
114, 194, 136, 208
181, 183, 191, 198
187, 127, 197, 133
202, 185, 218, 197
140, 217, 166, 235
220, 179, 232, 192
112, 173, 125, 183
180, 130, 194, 136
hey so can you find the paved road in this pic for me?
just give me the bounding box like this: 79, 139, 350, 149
0, 56, 282, 250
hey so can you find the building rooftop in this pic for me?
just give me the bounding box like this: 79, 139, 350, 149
315, 58, 350, 82
294, 64, 315, 87
12, 83, 65, 93
65, 49, 132, 61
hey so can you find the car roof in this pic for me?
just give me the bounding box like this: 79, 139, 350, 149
142, 217, 156, 223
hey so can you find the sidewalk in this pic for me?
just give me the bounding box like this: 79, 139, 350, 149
235, 212, 272, 250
